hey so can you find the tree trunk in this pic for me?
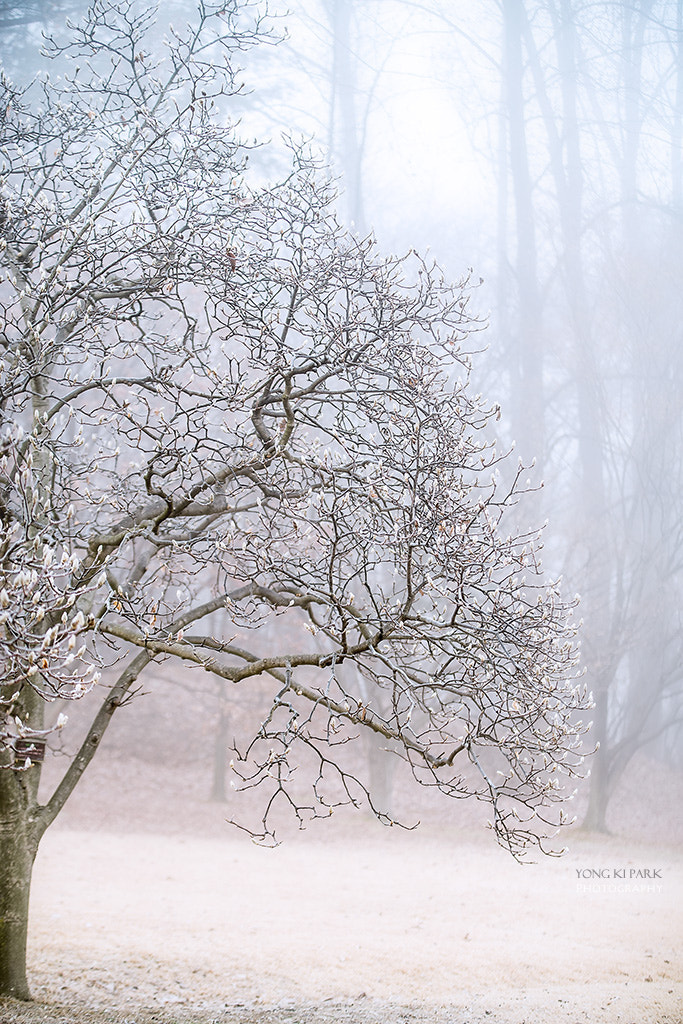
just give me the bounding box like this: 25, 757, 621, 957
363, 730, 395, 817
210, 705, 230, 803
0, 829, 36, 1000
581, 689, 610, 833
502, 0, 545, 474
0, 764, 40, 1000
581, 751, 609, 833
327, 0, 367, 234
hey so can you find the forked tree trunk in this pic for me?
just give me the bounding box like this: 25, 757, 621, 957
0, 651, 154, 1000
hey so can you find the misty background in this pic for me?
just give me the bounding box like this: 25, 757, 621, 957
1, 0, 681, 835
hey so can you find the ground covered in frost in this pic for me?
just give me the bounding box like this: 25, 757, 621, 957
2, 751, 681, 1024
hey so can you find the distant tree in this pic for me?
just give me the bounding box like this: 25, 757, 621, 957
0, 0, 589, 1000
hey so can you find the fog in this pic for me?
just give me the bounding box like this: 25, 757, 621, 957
0, 1, 682, 1021
233, 0, 683, 826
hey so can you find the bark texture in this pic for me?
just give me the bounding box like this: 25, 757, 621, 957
0, 761, 40, 1000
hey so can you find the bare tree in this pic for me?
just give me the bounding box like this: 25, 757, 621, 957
0, 0, 588, 1000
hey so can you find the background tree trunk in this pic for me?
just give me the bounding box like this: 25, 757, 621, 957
210, 685, 230, 803
502, 0, 545, 473
581, 693, 610, 832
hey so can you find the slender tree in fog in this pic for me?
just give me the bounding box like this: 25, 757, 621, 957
0, 0, 590, 999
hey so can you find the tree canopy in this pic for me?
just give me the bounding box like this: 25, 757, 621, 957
0, 0, 589, 861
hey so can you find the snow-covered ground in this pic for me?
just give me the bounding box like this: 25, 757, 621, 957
20, 819, 682, 1024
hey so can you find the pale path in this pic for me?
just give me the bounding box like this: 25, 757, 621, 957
24, 825, 682, 1024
